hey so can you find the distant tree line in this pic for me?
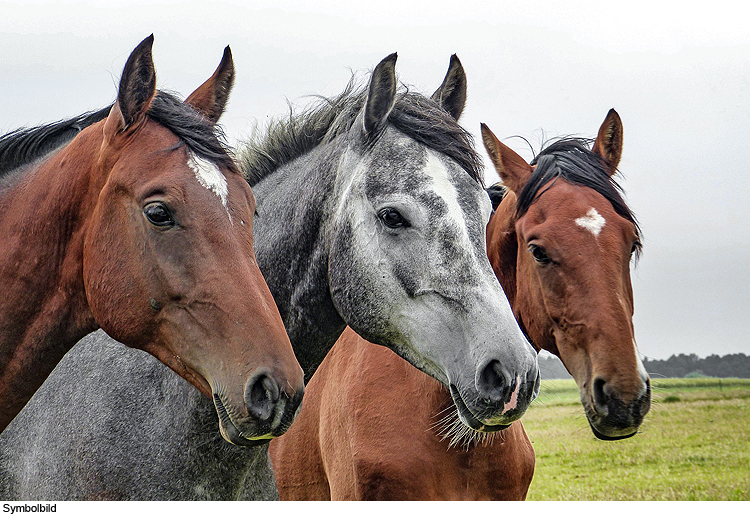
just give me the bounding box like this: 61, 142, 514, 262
642, 353, 750, 379
538, 352, 750, 380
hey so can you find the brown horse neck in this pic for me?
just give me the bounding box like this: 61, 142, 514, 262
486, 196, 548, 356
486, 197, 519, 311
0, 124, 106, 431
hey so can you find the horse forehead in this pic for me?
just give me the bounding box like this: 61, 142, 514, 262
186, 151, 229, 211
356, 131, 485, 238
522, 188, 634, 268
133, 122, 231, 202
420, 151, 484, 223
366, 137, 478, 202
529, 183, 614, 227
575, 207, 606, 237
365, 132, 431, 193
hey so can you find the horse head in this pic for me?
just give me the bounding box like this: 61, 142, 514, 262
482, 111, 650, 439
327, 54, 539, 431
83, 37, 304, 445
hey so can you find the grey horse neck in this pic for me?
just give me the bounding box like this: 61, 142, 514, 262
0, 331, 273, 500
251, 146, 346, 380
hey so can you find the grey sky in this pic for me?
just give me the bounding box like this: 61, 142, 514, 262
2, 1, 748, 360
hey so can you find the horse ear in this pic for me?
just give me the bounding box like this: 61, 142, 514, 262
431, 54, 467, 121
363, 53, 398, 137
185, 46, 235, 124
113, 35, 157, 131
592, 108, 623, 176
480, 123, 533, 194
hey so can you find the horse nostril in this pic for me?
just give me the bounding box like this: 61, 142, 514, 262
478, 359, 508, 402
637, 378, 652, 417
244, 372, 281, 422
592, 376, 609, 415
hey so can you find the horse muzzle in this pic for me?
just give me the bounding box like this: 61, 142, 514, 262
584, 376, 651, 440
212, 371, 305, 446
449, 363, 540, 432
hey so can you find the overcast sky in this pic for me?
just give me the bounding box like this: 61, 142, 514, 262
2, 0, 747, 360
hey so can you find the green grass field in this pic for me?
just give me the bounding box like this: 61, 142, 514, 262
522, 378, 750, 500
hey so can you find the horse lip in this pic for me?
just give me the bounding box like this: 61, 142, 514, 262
589, 422, 638, 441
582, 402, 640, 441
212, 393, 272, 447
448, 384, 511, 433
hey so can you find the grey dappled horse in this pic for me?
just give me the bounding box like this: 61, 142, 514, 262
0, 54, 538, 500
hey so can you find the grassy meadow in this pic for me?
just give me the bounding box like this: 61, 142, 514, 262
521, 377, 750, 500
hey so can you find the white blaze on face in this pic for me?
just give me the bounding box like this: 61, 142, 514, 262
575, 207, 606, 237
424, 151, 472, 245
187, 151, 230, 216
424, 151, 497, 281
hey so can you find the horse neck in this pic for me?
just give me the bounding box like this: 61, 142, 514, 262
485, 194, 546, 354
251, 147, 347, 381
486, 195, 520, 310
0, 124, 105, 429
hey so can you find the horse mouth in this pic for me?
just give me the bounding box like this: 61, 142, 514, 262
213, 393, 274, 447
590, 424, 638, 441
449, 384, 511, 433
582, 402, 641, 441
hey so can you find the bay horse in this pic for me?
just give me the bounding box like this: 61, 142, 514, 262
268, 109, 650, 500
0, 54, 538, 500
0, 36, 304, 442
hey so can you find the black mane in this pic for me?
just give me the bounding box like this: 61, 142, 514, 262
486, 183, 507, 211
0, 106, 112, 177
238, 80, 483, 186
516, 137, 642, 253
0, 91, 236, 180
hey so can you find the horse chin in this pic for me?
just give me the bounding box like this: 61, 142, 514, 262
449, 384, 512, 433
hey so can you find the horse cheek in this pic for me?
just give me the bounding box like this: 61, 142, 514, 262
82, 201, 154, 350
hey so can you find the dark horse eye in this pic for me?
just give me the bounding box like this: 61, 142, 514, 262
529, 244, 551, 265
143, 202, 174, 228
378, 207, 409, 229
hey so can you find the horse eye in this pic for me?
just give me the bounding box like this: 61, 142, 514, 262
144, 202, 174, 228
378, 207, 409, 229
529, 244, 551, 265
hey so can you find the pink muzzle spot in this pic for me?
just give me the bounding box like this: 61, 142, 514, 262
502, 376, 521, 414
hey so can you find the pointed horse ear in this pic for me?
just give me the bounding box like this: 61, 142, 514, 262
480, 123, 533, 195
104, 35, 156, 140
431, 54, 467, 121
185, 46, 235, 124
363, 53, 398, 138
592, 108, 623, 176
